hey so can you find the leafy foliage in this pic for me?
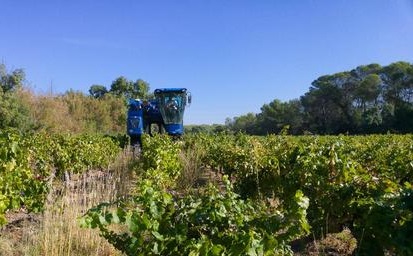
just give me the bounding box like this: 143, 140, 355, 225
0, 131, 122, 226
224, 61, 413, 135
0, 64, 25, 93
0, 65, 34, 132
197, 133, 413, 255
82, 135, 310, 255
82, 178, 310, 256
140, 135, 183, 188
89, 84, 108, 99
108, 76, 151, 99
0, 130, 47, 225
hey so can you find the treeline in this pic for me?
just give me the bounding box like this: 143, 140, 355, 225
0, 63, 150, 134
224, 61, 413, 135
2, 61, 413, 135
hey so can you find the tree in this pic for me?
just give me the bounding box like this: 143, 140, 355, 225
222, 61, 413, 135
354, 74, 381, 111
110, 76, 131, 97
0, 65, 33, 131
109, 76, 150, 99
0, 64, 25, 92
300, 76, 346, 134
226, 113, 258, 134
381, 62, 413, 132
134, 79, 151, 99
257, 99, 303, 135
382, 61, 413, 105
89, 84, 108, 99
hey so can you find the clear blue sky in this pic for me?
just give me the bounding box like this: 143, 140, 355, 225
1, 0, 413, 124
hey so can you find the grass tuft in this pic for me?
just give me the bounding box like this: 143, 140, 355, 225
0, 150, 134, 256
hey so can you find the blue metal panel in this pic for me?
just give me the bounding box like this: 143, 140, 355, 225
127, 116, 143, 135
164, 123, 184, 135
127, 99, 144, 135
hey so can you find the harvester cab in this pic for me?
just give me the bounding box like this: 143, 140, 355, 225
127, 88, 191, 148
154, 88, 191, 136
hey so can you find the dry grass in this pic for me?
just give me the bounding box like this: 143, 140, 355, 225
176, 141, 207, 191
303, 228, 357, 256
0, 150, 136, 256
0, 238, 13, 255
